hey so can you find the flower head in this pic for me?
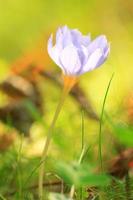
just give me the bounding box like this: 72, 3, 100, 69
48, 25, 110, 76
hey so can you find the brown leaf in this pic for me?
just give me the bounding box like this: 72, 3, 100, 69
0, 132, 16, 152
108, 148, 133, 178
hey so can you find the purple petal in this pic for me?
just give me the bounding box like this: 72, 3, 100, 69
96, 45, 110, 67
82, 48, 103, 73
87, 35, 108, 53
82, 35, 91, 46
71, 29, 91, 47
60, 26, 73, 48
47, 26, 110, 76
76, 46, 89, 69
59, 44, 81, 75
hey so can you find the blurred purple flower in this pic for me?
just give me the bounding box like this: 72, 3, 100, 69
48, 25, 110, 76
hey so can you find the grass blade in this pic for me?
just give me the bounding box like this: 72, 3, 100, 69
99, 73, 114, 171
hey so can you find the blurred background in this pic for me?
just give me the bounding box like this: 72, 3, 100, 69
0, 0, 133, 108
0, 0, 133, 199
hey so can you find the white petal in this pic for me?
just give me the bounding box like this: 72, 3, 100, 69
59, 44, 81, 75
104, 44, 110, 57
82, 48, 103, 73
62, 26, 73, 47
56, 27, 63, 48
47, 34, 64, 70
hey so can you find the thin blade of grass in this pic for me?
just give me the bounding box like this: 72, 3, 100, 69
70, 110, 86, 199
81, 109, 84, 151
16, 135, 24, 199
99, 73, 114, 171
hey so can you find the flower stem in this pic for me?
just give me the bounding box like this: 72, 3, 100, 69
38, 75, 77, 199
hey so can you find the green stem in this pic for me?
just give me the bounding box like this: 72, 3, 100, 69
38, 88, 69, 199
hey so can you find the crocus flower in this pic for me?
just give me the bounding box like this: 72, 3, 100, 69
48, 25, 110, 76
